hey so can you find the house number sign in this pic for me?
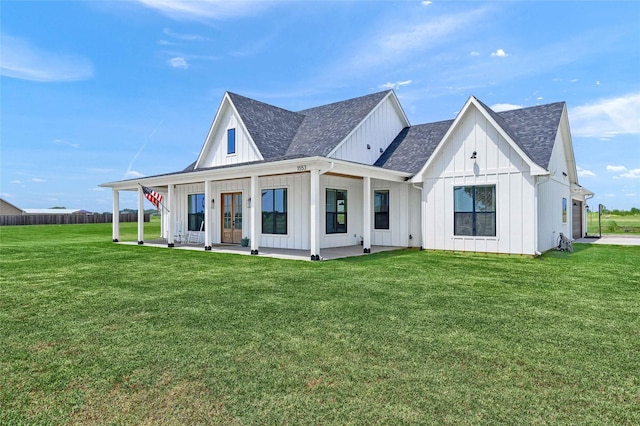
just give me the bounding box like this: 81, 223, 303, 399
297, 165, 307, 171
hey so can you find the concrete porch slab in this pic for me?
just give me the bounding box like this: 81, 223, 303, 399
119, 240, 403, 261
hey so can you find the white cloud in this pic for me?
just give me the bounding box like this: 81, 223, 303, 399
11, 180, 22, 184
620, 168, 640, 179
125, 170, 144, 178
570, 92, 640, 138
168, 57, 189, 69
0, 33, 93, 82
606, 165, 627, 172
162, 28, 206, 41
491, 48, 509, 57
91, 187, 105, 191
577, 166, 596, 177
470, 51, 480, 56
32, 178, 46, 182
490, 103, 523, 112
379, 80, 412, 90
336, 7, 489, 75
53, 139, 79, 149
137, 0, 270, 20
421, 1, 433, 5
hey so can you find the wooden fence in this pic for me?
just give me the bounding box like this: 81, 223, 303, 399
0, 213, 150, 226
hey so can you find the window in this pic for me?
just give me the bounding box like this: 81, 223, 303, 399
454, 185, 496, 236
326, 189, 347, 234
262, 188, 287, 234
562, 198, 567, 223
188, 193, 205, 231
227, 128, 236, 155
374, 190, 389, 230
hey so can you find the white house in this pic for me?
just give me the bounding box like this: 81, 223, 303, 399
101, 90, 592, 258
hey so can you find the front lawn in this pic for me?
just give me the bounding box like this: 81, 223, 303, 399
1, 223, 638, 424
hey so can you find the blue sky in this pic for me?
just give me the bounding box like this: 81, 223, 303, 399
1, 0, 639, 212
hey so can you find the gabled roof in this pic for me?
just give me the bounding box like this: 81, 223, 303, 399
227, 92, 304, 159
494, 101, 565, 170
375, 120, 453, 174
409, 98, 565, 180
185, 92, 565, 178
286, 90, 392, 157
193, 90, 394, 170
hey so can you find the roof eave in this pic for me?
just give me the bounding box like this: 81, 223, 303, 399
100, 156, 412, 190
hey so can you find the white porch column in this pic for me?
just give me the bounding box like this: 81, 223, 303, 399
250, 175, 259, 255
204, 180, 212, 250
363, 176, 371, 253
310, 169, 321, 260
112, 189, 120, 242
167, 184, 175, 247
137, 186, 144, 244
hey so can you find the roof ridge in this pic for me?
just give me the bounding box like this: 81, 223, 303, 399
473, 96, 538, 163
296, 90, 392, 114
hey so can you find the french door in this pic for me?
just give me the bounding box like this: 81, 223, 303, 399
221, 192, 243, 244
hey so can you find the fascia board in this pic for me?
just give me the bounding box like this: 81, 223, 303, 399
194, 93, 229, 169
560, 105, 579, 184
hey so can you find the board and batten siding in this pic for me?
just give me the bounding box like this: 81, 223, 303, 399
421, 105, 537, 255
171, 183, 205, 240
259, 173, 310, 250
330, 97, 406, 166
370, 180, 415, 247
198, 104, 262, 168
536, 129, 572, 252
320, 175, 363, 248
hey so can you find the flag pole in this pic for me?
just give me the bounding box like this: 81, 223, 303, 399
139, 183, 170, 213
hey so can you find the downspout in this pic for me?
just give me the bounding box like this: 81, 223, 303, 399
319, 161, 335, 176
534, 174, 551, 256
412, 182, 424, 250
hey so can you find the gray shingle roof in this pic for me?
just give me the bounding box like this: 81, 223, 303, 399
496, 101, 565, 169
190, 90, 564, 176
376, 100, 564, 174
193, 90, 392, 170
227, 92, 304, 159
286, 90, 391, 157
375, 120, 453, 174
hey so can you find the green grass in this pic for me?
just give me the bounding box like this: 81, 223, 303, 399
587, 212, 640, 235
1, 223, 639, 425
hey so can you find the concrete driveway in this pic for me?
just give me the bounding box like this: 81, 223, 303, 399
574, 234, 640, 246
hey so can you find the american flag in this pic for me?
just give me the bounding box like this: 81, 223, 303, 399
142, 185, 163, 210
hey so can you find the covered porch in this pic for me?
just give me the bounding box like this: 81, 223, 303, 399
103, 157, 415, 261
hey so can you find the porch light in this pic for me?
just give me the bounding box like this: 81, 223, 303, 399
247, 197, 252, 208
470, 151, 477, 160
211, 198, 215, 209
